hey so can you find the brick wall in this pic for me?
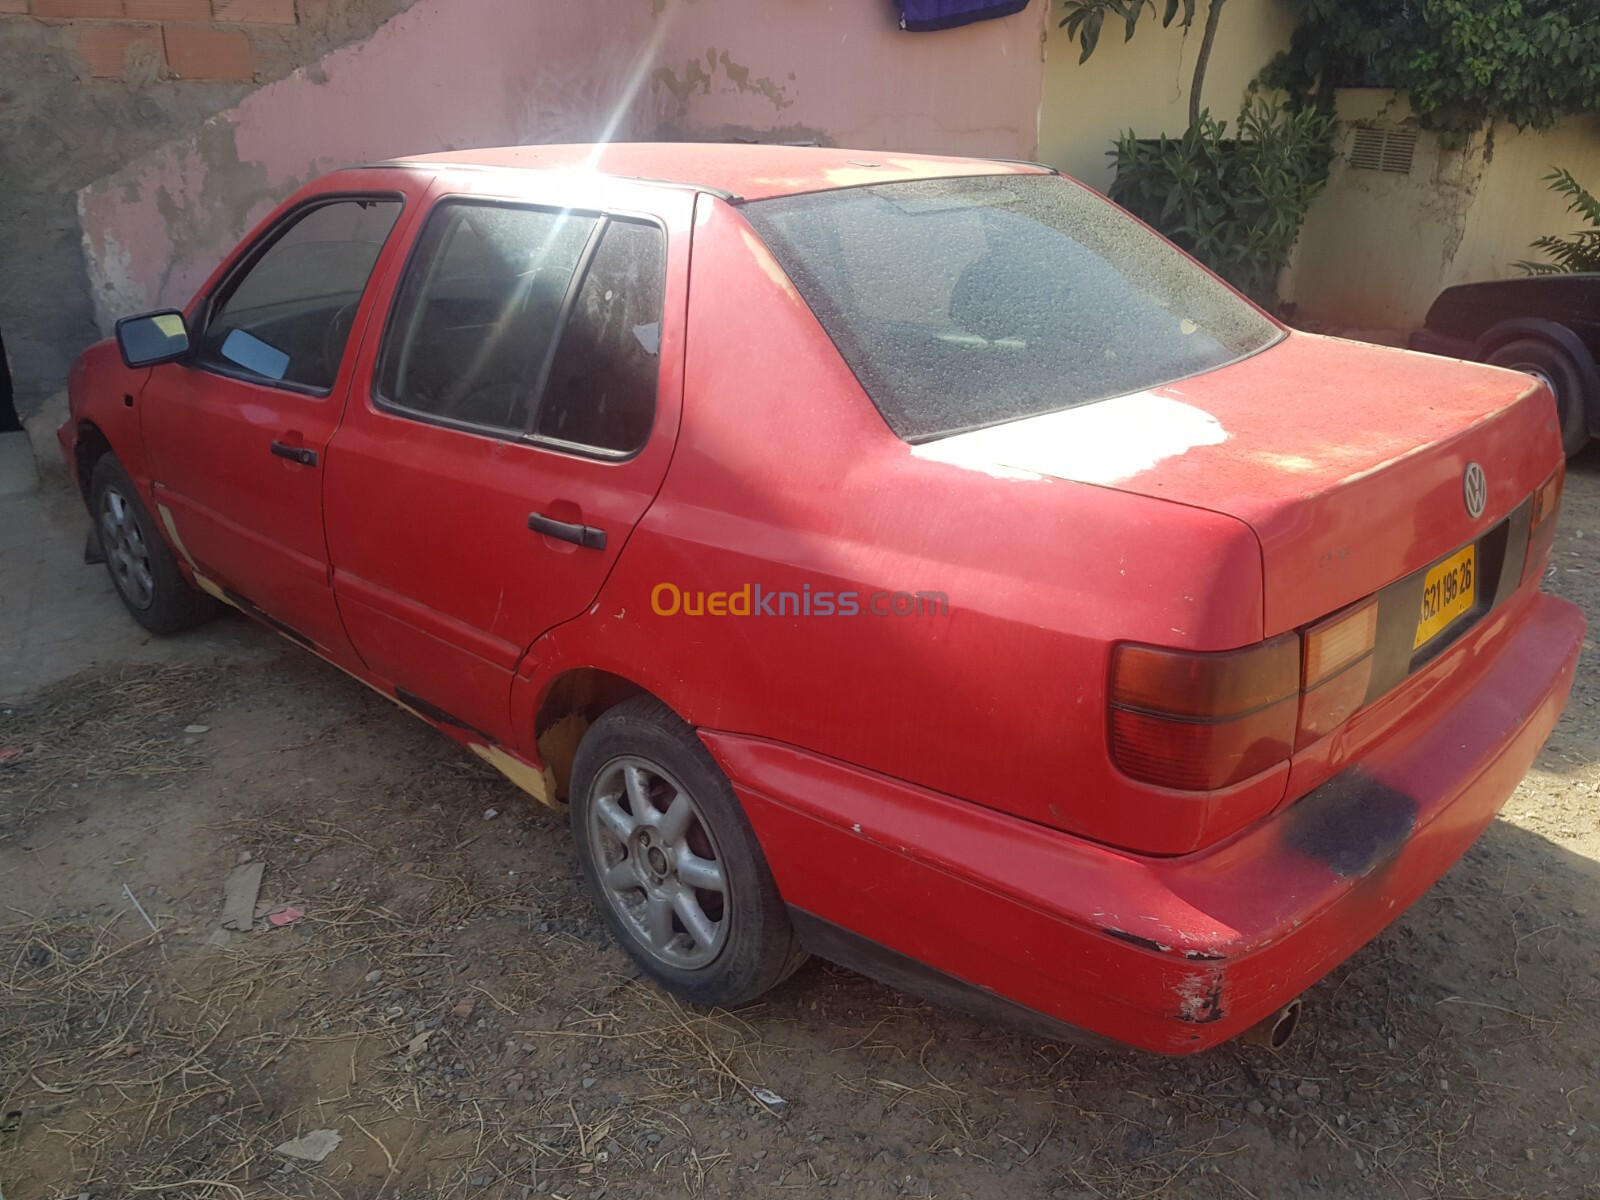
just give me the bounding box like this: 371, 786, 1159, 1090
16, 0, 298, 81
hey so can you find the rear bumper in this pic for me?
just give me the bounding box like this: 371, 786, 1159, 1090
707, 590, 1584, 1053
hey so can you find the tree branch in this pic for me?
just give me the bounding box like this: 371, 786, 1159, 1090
1188, 0, 1227, 129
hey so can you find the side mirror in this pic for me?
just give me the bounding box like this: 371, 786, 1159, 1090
115, 310, 191, 368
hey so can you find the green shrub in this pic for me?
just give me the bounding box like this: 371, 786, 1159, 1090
1109, 96, 1338, 305
1265, 0, 1600, 135
1516, 168, 1600, 276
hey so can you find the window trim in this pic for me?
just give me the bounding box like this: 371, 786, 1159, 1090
370, 195, 668, 463
191, 191, 406, 398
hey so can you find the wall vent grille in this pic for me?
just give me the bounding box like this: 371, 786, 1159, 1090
1349, 125, 1419, 174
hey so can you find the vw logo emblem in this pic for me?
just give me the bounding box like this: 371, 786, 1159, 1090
1463, 462, 1487, 519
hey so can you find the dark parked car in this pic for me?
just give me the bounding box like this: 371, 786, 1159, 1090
1411, 275, 1600, 456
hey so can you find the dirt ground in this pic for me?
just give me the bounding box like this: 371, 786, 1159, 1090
3, 452, 1600, 1200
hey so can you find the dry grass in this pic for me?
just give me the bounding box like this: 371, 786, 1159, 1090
0, 663, 224, 838
0, 915, 265, 1198
0, 701, 785, 1199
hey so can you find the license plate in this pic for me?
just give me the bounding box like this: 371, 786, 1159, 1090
1414, 545, 1477, 650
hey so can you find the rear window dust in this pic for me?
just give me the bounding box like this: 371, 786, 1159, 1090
742, 174, 1281, 442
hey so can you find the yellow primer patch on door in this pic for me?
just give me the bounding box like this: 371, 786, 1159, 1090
156, 503, 228, 603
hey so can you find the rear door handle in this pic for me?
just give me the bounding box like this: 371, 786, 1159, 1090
528, 512, 606, 550
271, 440, 318, 467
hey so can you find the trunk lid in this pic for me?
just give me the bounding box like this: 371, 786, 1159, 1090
914, 333, 1558, 634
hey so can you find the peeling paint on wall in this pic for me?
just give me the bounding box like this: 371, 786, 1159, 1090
78, 112, 298, 323
77, 0, 665, 326
651, 48, 792, 118
652, 0, 1045, 158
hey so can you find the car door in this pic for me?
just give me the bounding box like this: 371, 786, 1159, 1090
139, 172, 427, 661
322, 174, 690, 744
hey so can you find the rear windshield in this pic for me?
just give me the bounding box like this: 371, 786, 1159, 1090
742, 174, 1281, 442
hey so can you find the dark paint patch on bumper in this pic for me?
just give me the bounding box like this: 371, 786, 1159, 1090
1281, 769, 1418, 878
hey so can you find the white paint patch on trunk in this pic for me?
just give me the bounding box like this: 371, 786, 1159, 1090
911, 392, 1227, 486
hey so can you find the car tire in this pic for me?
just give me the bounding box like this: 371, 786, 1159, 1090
569, 696, 807, 1007
1486, 338, 1591, 457
89, 454, 218, 635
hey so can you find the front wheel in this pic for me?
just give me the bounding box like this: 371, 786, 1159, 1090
569, 697, 806, 1007
1486, 338, 1590, 457
89, 454, 218, 635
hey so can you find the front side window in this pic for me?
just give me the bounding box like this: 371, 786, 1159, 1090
742, 174, 1281, 442
377, 202, 666, 453
199, 198, 401, 391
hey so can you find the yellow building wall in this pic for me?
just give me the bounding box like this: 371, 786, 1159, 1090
1287, 96, 1600, 329
1282, 91, 1464, 329
1451, 116, 1600, 287
1038, 0, 1298, 191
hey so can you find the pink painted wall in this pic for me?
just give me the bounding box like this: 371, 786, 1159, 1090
78, 0, 1048, 325
653, 0, 1048, 158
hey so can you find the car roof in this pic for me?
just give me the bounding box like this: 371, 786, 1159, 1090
381, 142, 1052, 203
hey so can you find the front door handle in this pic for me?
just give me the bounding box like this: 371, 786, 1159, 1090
271, 440, 318, 467
528, 512, 606, 550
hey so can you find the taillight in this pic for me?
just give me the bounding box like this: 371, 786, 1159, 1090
1110, 602, 1383, 790
1521, 463, 1563, 585
1299, 598, 1377, 745
1109, 636, 1299, 790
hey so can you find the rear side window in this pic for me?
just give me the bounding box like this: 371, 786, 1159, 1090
741, 174, 1281, 442
378, 205, 665, 453
199, 198, 401, 392
536, 219, 665, 453
377, 203, 597, 432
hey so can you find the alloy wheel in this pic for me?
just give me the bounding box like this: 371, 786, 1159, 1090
587, 755, 729, 970
99, 487, 154, 610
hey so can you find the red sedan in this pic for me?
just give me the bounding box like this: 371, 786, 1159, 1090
60, 144, 1582, 1053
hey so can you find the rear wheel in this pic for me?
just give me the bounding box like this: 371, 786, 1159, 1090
89, 454, 218, 634
569, 697, 806, 1007
1486, 338, 1590, 457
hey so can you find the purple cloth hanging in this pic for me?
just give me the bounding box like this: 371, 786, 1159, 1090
899, 0, 1031, 32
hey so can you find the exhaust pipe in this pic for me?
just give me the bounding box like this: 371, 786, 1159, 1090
1241, 999, 1302, 1050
